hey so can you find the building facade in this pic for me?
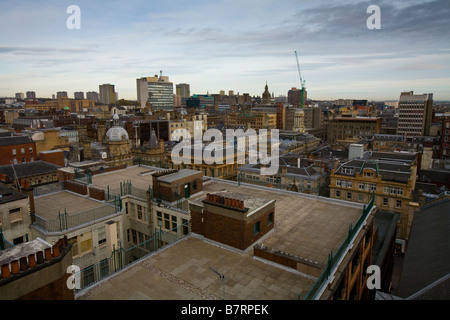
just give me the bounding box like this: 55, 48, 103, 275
99, 84, 116, 105
397, 91, 433, 137
330, 152, 418, 253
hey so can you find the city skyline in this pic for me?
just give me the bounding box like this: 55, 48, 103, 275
1, 0, 449, 101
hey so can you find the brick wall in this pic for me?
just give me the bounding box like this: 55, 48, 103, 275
89, 186, 105, 201
63, 180, 87, 195
17, 272, 74, 300
191, 199, 275, 250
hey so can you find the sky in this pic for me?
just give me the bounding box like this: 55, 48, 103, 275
0, 0, 449, 101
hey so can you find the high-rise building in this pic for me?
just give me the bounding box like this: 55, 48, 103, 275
136, 78, 148, 109
397, 91, 433, 137
176, 83, 190, 107
56, 91, 68, 98
74, 91, 84, 100
137, 74, 173, 111
288, 87, 307, 107
26, 91, 36, 100
86, 91, 99, 102
15, 93, 24, 100
99, 84, 116, 105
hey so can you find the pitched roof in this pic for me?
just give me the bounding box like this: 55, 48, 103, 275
397, 198, 450, 299
0, 160, 60, 180
0, 135, 33, 146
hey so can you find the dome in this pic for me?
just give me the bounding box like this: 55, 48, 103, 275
106, 126, 129, 142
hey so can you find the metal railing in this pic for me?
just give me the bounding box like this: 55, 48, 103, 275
302, 194, 375, 300
32, 203, 120, 233
75, 221, 190, 292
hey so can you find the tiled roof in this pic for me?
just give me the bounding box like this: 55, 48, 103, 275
0, 160, 60, 180
0, 135, 33, 146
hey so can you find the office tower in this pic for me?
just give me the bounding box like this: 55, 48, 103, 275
99, 84, 116, 105
57, 91, 68, 98
15, 93, 25, 100
397, 91, 433, 137
26, 91, 36, 100
137, 73, 173, 111
288, 87, 307, 107
74, 92, 85, 100
136, 77, 148, 109
176, 83, 190, 107
86, 91, 99, 102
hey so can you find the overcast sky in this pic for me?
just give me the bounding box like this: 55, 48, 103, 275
1, 0, 449, 101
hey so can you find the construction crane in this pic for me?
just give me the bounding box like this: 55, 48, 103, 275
294, 51, 306, 108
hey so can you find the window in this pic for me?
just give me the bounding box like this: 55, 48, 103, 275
182, 219, 189, 235
138, 231, 144, 244
336, 180, 342, 187
157, 211, 162, 227
12, 148, 16, 155
137, 205, 143, 220
335, 190, 341, 198
396, 200, 402, 208
29, 147, 33, 153
359, 183, 365, 190
132, 230, 137, 244
347, 192, 352, 200
358, 194, 364, 202
253, 221, 260, 234
164, 213, 170, 230
9, 207, 22, 223
268, 212, 274, 225
383, 198, 388, 206
171, 215, 177, 230
21, 148, 25, 154
80, 238, 92, 254
125, 202, 129, 215
98, 227, 106, 246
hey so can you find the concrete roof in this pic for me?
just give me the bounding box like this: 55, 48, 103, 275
79, 178, 366, 300
157, 169, 202, 184
34, 191, 113, 220
78, 236, 315, 300
90, 165, 157, 191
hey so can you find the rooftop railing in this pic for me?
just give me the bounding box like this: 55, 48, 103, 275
302, 194, 375, 300
31, 202, 120, 233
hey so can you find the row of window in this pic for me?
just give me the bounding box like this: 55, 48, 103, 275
335, 190, 403, 208
11, 147, 33, 155
336, 181, 404, 195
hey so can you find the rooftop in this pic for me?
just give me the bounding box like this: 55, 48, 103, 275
0, 160, 60, 180
90, 166, 157, 191
79, 177, 366, 300
34, 190, 115, 221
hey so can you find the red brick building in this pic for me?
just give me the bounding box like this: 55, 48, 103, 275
0, 135, 37, 165
190, 192, 275, 250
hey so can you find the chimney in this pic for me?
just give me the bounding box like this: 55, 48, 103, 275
10, 260, 19, 275
36, 251, 44, 264
44, 248, 52, 261
1, 264, 10, 279
28, 253, 36, 268
19, 257, 29, 272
